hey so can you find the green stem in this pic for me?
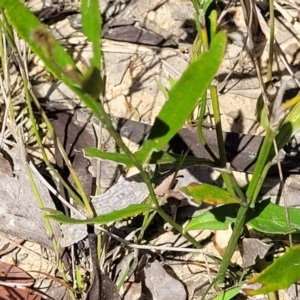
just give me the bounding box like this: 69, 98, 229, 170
197, 92, 219, 161
246, 127, 276, 206
206, 90, 283, 287
138, 209, 157, 242
213, 127, 278, 285
210, 85, 235, 195
3, 16, 93, 214
227, 168, 247, 204
215, 204, 249, 284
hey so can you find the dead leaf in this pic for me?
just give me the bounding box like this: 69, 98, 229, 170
154, 174, 174, 196
87, 233, 121, 300
144, 260, 186, 300
240, 238, 273, 268
0, 147, 60, 249
123, 282, 142, 300
0, 260, 41, 300
91, 179, 148, 215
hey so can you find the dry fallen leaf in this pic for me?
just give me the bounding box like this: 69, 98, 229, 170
0, 260, 41, 300
0, 147, 60, 250
240, 238, 273, 268
144, 260, 186, 300
123, 282, 142, 300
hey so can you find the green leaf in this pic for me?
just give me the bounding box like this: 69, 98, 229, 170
209, 9, 218, 39
247, 201, 300, 234
185, 204, 239, 231
276, 100, 300, 150
81, 65, 103, 100
75, 267, 84, 291
0, 0, 105, 119
80, 0, 103, 99
42, 208, 64, 215
242, 246, 300, 295
155, 78, 169, 99
135, 31, 227, 163
47, 204, 152, 225
0, 0, 82, 88
185, 201, 300, 234
256, 94, 270, 130
81, 0, 101, 69
84, 148, 135, 167
168, 76, 176, 88
148, 151, 214, 165
213, 287, 241, 300
85, 147, 214, 167
181, 183, 241, 206
202, 0, 214, 12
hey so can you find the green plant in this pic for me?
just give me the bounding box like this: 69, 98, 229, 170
0, 0, 225, 294
2, 0, 300, 298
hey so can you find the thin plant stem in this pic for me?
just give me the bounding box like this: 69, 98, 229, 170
210, 85, 235, 195
267, 0, 274, 81
214, 204, 249, 285
246, 127, 276, 205
197, 92, 219, 162
212, 126, 280, 285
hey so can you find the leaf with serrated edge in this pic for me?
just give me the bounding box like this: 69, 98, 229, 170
242, 246, 300, 295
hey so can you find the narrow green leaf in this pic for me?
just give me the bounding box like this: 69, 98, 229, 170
81, 0, 101, 69
168, 76, 176, 88
181, 183, 241, 206
0, 0, 105, 119
213, 287, 241, 300
136, 31, 227, 163
155, 78, 169, 99
202, 0, 214, 12
84, 147, 135, 167
75, 267, 84, 291
255, 94, 270, 130
42, 208, 64, 215
47, 204, 152, 225
185, 204, 239, 231
81, 0, 103, 99
148, 152, 214, 165
85, 147, 214, 167
209, 9, 218, 39
242, 246, 300, 295
0, 0, 82, 88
